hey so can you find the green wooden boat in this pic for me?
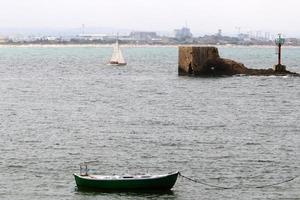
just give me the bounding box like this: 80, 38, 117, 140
74, 162, 179, 191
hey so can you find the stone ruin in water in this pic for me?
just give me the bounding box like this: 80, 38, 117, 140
178, 46, 299, 76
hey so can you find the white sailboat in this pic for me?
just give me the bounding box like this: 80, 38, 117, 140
109, 39, 126, 66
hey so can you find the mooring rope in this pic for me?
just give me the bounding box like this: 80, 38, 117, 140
253, 175, 300, 188
179, 172, 300, 189
179, 172, 235, 189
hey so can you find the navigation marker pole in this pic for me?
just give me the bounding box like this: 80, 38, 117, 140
274, 34, 286, 72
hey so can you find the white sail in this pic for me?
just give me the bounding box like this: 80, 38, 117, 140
110, 40, 119, 62
117, 45, 125, 64
109, 40, 126, 65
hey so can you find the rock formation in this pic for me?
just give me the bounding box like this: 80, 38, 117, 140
178, 46, 300, 76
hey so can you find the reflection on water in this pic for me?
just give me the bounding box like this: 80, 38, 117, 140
74, 186, 176, 200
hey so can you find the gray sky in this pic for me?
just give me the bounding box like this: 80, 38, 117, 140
1, 0, 299, 36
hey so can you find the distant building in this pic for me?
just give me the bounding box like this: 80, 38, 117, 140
77, 34, 107, 40
217, 29, 222, 37
174, 27, 193, 40
42, 36, 59, 41
264, 32, 271, 41
238, 33, 251, 41
129, 31, 158, 41
0, 36, 9, 43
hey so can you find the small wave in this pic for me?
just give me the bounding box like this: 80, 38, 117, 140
160, 143, 178, 147
68, 152, 80, 155
24, 140, 41, 143
7, 164, 24, 168
257, 160, 275, 163
245, 142, 261, 146
207, 155, 232, 159
141, 155, 154, 159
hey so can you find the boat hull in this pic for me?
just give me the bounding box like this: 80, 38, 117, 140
74, 172, 179, 191
108, 62, 127, 66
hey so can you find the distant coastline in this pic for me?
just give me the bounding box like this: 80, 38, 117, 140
1, 44, 300, 48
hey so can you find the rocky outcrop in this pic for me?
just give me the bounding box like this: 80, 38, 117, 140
178, 46, 220, 75
201, 58, 248, 76
178, 46, 300, 76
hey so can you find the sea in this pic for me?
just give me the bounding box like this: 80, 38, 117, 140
0, 45, 299, 200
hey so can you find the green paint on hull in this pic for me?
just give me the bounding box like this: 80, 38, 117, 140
74, 172, 179, 191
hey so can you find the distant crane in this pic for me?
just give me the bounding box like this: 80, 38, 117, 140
235, 26, 241, 36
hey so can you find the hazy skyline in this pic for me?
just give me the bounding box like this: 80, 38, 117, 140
1, 0, 300, 36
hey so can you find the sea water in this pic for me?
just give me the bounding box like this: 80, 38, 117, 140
0, 46, 299, 199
